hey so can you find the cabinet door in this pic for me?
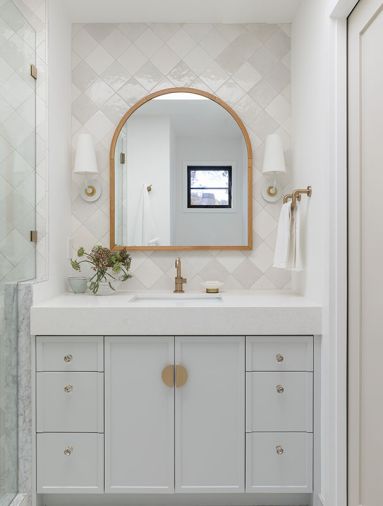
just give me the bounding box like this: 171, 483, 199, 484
105, 336, 174, 493
175, 336, 245, 493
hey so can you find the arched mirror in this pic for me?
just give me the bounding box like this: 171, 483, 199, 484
110, 88, 252, 250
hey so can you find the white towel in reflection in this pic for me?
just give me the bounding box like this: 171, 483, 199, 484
273, 201, 303, 271
132, 184, 160, 246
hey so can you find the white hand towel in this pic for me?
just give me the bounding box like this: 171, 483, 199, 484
290, 200, 303, 271
132, 184, 159, 246
273, 201, 292, 269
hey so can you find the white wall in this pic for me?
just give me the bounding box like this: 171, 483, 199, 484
33, 0, 72, 302
126, 116, 171, 245
174, 136, 246, 246
292, 1, 348, 505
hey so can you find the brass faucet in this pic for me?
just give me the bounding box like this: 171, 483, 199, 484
174, 257, 187, 293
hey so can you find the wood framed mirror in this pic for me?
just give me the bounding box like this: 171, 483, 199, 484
110, 87, 252, 251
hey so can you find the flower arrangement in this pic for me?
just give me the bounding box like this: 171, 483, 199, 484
71, 245, 132, 294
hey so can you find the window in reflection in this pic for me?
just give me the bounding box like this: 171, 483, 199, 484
187, 166, 232, 208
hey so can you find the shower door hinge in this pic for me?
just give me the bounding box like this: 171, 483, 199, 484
30, 64, 37, 80
120, 152, 126, 164
30, 230, 38, 243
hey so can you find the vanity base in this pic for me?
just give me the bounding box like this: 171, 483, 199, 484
37, 493, 314, 506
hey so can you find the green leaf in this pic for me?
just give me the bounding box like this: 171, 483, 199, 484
77, 247, 85, 257
70, 259, 81, 271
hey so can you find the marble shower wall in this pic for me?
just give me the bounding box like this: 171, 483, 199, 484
71, 23, 292, 290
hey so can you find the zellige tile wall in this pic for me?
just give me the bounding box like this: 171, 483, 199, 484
72, 23, 292, 290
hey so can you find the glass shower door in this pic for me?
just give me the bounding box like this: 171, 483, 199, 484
0, 2, 36, 505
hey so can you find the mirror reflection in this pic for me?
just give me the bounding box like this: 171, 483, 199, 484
111, 89, 252, 250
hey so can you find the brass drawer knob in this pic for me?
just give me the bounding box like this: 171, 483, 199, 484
175, 364, 188, 388
161, 365, 174, 387
64, 384, 73, 393
276, 384, 285, 394
64, 354, 73, 363
276, 353, 284, 363
276, 445, 284, 455
64, 446, 73, 456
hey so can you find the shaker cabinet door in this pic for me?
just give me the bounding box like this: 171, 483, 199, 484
105, 336, 174, 493
175, 336, 245, 493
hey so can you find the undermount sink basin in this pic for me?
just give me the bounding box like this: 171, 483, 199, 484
129, 293, 223, 303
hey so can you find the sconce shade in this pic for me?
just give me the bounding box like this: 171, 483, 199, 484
262, 134, 286, 174
73, 133, 98, 175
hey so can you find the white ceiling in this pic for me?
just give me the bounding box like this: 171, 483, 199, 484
66, 0, 302, 23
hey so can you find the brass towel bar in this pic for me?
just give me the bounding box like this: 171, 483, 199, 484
283, 186, 312, 210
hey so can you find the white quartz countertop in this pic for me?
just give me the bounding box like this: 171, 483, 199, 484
31, 291, 322, 336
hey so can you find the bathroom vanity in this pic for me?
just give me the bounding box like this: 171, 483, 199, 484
31, 293, 321, 506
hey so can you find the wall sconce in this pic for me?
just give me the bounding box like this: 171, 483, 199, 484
261, 133, 286, 203
73, 133, 102, 202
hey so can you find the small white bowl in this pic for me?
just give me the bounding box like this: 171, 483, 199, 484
67, 276, 88, 294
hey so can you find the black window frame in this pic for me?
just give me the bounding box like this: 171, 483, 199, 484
187, 165, 233, 209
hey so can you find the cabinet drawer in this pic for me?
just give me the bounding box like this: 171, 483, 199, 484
37, 372, 103, 432
36, 336, 103, 372
246, 372, 313, 432
37, 433, 104, 493
246, 432, 313, 493
246, 336, 313, 371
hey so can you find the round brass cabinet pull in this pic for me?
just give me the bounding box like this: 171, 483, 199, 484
64, 384, 73, 393
175, 364, 188, 388
276, 384, 285, 394
276, 445, 284, 455
64, 446, 73, 456
64, 354, 73, 363
276, 353, 284, 363
161, 365, 174, 387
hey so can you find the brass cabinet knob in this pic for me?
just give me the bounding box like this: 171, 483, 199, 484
276, 445, 284, 455
64, 354, 73, 363
276, 353, 284, 363
276, 384, 285, 394
161, 365, 174, 387
175, 364, 188, 388
64, 384, 73, 393
64, 446, 73, 456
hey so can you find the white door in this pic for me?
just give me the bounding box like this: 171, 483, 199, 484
175, 336, 245, 492
105, 336, 174, 493
348, 2, 383, 505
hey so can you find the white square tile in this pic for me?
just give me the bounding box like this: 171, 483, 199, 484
135, 61, 163, 91
199, 61, 228, 91
102, 29, 130, 59
233, 62, 261, 92
101, 61, 131, 92
118, 44, 147, 75
72, 28, 98, 59
84, 81, 115, 107
167, 29, 195, 58
182, 23, 212, 43
133, 259, 163, 288
199, 27, 228, 58
151, 44, 180, 75
254, 209, 277, 239
84, 111, 114, 143
134, 28, 163, 58
183, 45, 211, 74
86, 44, 114, 75
266, 94, 290, 126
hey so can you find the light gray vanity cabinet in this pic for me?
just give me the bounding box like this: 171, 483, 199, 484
105, 336, 245, 493
34, 334, 315, 497
245, 336, 314, 493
